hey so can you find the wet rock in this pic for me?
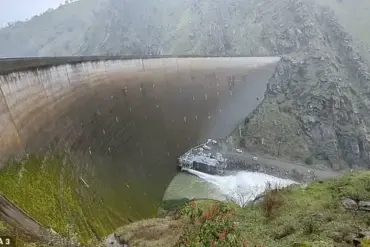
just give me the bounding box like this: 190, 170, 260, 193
341, 197, 358, 210
103, 233, 126, 247
341, 197, 370, 212
359, 201, 370, 211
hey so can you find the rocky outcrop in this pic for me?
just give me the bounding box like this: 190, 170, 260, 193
240, 0, 370, 170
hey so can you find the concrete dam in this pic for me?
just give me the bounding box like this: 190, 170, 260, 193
0, 56, 280, 230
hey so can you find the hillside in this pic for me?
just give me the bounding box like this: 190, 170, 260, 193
0, 0, 369, 58
0, 0, 109, 56
107, 171, 370, 247
228, 0, 370, 170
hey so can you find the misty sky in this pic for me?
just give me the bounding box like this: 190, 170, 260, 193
0, 0, 64, 27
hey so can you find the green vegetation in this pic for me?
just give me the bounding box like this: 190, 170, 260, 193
233, 100, 310, 163
0, 153, 127, 245
0, 219, 42, 247
175, 201, 242, 247
114, 171, 370, 247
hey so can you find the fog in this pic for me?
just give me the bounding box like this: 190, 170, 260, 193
0, 0, 64, 27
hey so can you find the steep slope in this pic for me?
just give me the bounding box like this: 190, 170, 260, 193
232, 0, 370, 170
109, 171, 370, 247
1, 0, 369, 58
0, 0, 109, 57
312, 0, 370, 61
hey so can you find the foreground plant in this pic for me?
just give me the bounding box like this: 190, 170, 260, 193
175, 200, 256, 247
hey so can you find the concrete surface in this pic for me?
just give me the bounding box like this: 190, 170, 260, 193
0, 56, 280, 217
0, 194, 78, 246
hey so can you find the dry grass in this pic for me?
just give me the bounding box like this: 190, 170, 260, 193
115, 217, 184, 247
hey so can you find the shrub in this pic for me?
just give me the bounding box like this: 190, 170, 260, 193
304, 156, 313, 165
175, 201, 242, 247
302, 215, 321, 235
260, 183, 283, 218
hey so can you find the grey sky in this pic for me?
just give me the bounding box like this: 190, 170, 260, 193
0, 0, 64, 27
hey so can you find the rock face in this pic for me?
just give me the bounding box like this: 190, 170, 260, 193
239, 0, 370, 170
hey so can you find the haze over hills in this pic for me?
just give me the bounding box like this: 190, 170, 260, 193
1, 0, 369, 58
1, 0, 370, 169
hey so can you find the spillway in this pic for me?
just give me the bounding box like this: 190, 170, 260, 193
0, 55, 280, 221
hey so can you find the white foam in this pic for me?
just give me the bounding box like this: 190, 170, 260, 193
183, 168, 298, 206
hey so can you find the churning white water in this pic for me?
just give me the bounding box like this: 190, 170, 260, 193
182, 168, 298, 206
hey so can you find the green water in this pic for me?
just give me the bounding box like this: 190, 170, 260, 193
163, 172, 224, 201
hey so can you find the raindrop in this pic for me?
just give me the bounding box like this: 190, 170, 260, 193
129, 107, 132, 112
167, 152, 170, 156
108, 146, 111, 152
192, 96, 195, 100
195, 116, 198, 120
180, 88, 182, 92
229, 91, 233, 96
217, 92, 219, 95
111, 95, 114, 99
208, 115, 211, 119
156, 104, 159, 108
116, 116, 119, 122
172, 120, 175, 124
219, 109, 222, 112
102, 129, 106, 135
126, 183, 130, 188
216, 83, 219, 87
177, 144, 179, 148
152, 84, 155, 88
183, 117, 187, 123
204, 94, 208, 100
97, 109, 101, 115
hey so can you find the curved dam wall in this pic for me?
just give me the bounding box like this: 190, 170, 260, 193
0, 56, 280, 219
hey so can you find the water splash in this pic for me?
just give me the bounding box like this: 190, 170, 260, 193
182, 168, 298, 206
